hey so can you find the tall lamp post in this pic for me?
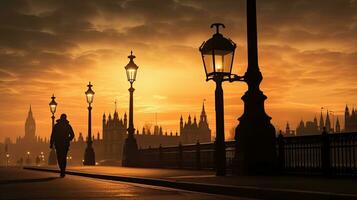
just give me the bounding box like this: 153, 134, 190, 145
122, 51, 139, 167
199, 0, 276, 176
83, 82, 96, 165
199, 23, 239, 176
234, 0, 276, 175
48, 94, 57, 165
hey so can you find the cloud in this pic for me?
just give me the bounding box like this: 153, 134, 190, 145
0, 0, 356, 141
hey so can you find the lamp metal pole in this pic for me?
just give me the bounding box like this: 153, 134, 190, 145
234, 0, 277, 175
215, 78, 226, 176
128, 83, 135, 138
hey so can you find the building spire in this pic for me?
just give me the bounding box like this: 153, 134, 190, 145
319, 110, 324, 131
335, 117, 341, 133
325, 110, 331, 132
200, 99, 207, 123
114, 99, 117, 112
285, 122, 290, 135
25, 104, 36, 141
29, 104, 33, 115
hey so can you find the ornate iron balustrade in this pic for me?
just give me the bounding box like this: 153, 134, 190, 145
135, 132, 357, 176
278, 131, 357, 176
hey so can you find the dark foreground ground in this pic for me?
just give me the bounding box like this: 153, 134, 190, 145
0, 167, 253, 200
24, 165, 357, 200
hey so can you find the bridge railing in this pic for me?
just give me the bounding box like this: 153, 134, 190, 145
278, 131, 357, 176
137, 141, 236, 170
136, 131, 357, 176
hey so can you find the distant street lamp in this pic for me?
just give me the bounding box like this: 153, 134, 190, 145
49, 94, 57, 118
67, 155, 72, 165
199, 0, 277, 175
6, 153, 10, 167
83, 82, 96, 165
199, 23, 242, 176
40, 152, 45, 163
26, 151, 31, 165
122, 51, 139, 167
48, 94, 57, 165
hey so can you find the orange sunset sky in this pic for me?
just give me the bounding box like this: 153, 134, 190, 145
0, 0, 356, 142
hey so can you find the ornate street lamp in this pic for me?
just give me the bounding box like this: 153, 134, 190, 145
199, 23, 243, 176
83, 82, 96, 165
48, 94, 57, 165
199, 0, 277, 175
122, 51, 139, 167
125, 52, 139, 84
200, 23, 238, 82
49, 95, 57, 116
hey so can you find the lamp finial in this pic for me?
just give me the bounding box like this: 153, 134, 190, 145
210, 23, 225, 34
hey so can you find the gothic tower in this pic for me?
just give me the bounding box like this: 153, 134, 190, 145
180, 102, 211, 144
180, 115, 183, 134
319, 111, 324, 132
25, 105, 36, 142
345, 105, 350, 131
199, 102, 208, 128
336, 117, 341, 133
200, 102, 207, 122
325, 111, 331, 132
313, 116, 318, 127
102, 113, 106, 134
285, 122, 290, 135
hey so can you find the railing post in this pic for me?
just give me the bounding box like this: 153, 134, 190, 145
137, 148, 142, 167
148, 146, 152, 167
321, 127, 331, 176
159, 144, 163, 168
278, 132, 285, 171
213, 140, 216, 170
178, 142, 183, 168
196, 140, 201, 170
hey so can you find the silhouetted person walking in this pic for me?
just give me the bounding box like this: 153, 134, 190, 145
50, 114, 75, 177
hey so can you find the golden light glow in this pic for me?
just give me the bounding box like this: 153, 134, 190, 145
0, 0, 356, 142
50, 104, 57, 113
215, 55, 223, 72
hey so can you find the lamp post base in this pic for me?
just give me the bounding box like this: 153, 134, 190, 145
48, 148, 57, 165
234, 90, 277, 175
122, 137, 138, 167
83, 146, 96, 166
